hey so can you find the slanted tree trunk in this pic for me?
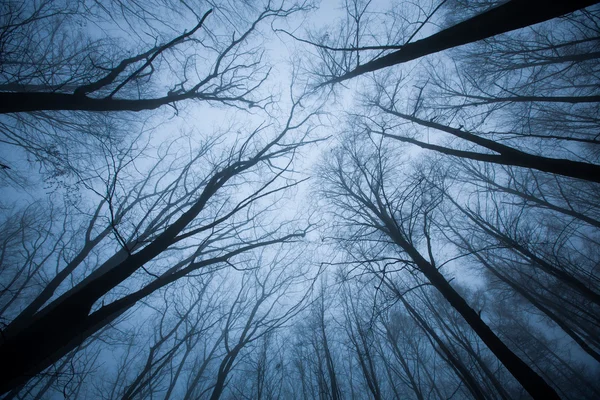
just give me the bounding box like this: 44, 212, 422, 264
377, 108, 600, 183
372, 205, 561, 399
325, 0, 599, 84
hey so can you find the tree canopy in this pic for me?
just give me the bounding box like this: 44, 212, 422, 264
1, 0, 599, 398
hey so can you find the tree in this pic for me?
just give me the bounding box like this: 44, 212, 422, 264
0, 0, 311, 182
205, 247, 315, 400
0, 1, 309, 113
0, 94, 319, 394
308, 4, 600, 396
4, 0, 600, 398
317, 133, 561, 398
116, 277, 217, 400
297, 0, 599, 85
434, 160, 600, 363
97, 244, 316, 400
366, 97, 600, 182
291, 280, 344, 400
339, 282, 383, 400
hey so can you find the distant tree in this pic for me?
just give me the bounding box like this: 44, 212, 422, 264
116, 277, 217, 400
291, 281, 344, 400
435, 161, 600, 363
205, 248, 315, 400
340, 284, 383, 400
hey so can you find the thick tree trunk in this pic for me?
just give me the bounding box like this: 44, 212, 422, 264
326, 0, 599, 84
381, 215, 561, 399
0, 92, 190, 114
8, 227, 111, 330
0, 165, 244, 394
379, 108, 600, 183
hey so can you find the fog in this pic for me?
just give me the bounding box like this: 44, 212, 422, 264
0, 0, 599, 399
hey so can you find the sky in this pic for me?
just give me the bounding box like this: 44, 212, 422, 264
2, 0, 599, 398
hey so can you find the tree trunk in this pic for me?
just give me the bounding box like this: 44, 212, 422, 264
326, 0, 599, 84
382, 214, 561, 399
379, 108, 600, 183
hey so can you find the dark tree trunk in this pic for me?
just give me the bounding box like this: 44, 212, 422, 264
326, 0, 599, 84
0, 92, 195, 114
380, 213, 561, 399
379, 109, 600, 183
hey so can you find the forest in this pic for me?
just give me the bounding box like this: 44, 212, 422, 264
0, 0, 599, 398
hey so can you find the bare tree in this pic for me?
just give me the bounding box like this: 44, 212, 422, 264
339, 281, 383, 400
0, 0, 312, 183
0, 94, 320, 394
290, 280, 344, 400
293, 0, 597, 85
0, 1, 311, 113
115, 276, 219, 400
361, 83, 600, 182
317, 132, 560, 399
426, 160, 600, 363
203, 248, 315, 400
